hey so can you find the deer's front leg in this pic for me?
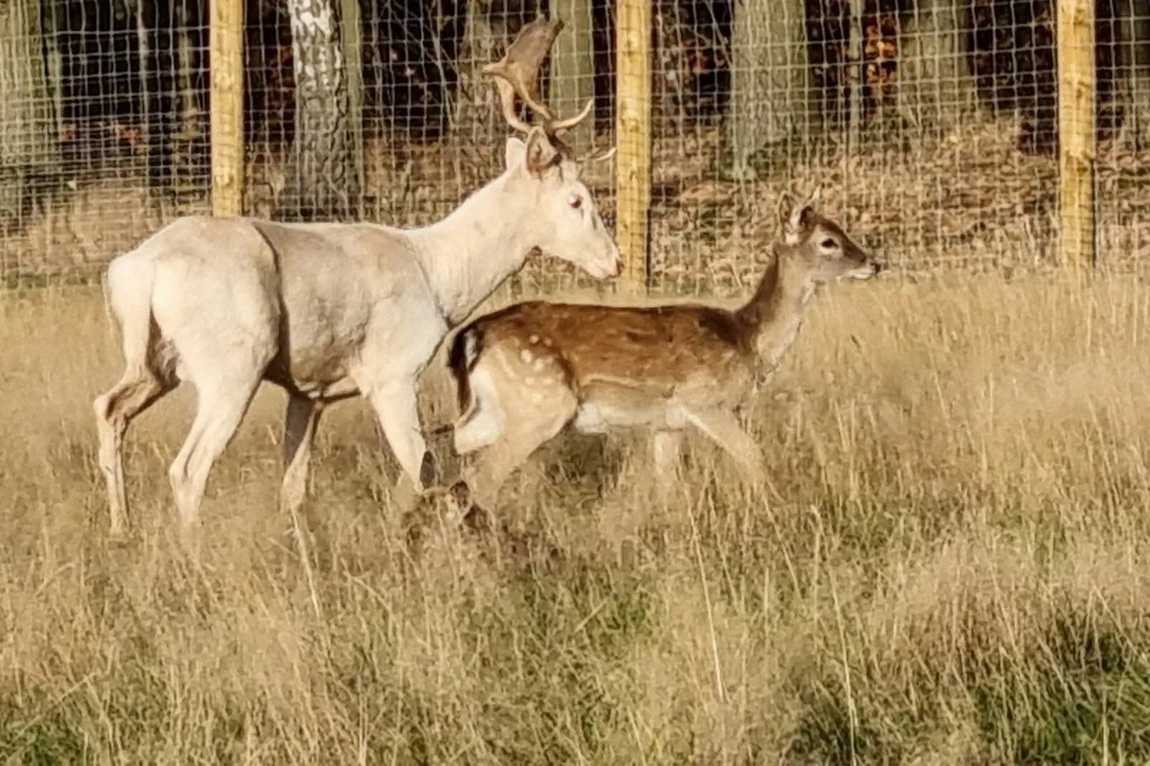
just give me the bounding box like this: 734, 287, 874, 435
364, 379, 433, 511
683, 407, 765, 483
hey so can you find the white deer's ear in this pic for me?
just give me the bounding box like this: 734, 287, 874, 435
504, 136, 527, 170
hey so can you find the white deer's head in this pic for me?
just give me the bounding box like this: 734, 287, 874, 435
484, 18, 621, 280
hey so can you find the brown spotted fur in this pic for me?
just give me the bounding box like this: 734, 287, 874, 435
446, 198, 882, 511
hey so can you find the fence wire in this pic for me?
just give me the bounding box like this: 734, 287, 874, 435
0, 1, 1147, 293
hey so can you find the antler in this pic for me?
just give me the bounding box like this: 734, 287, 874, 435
482, 17, 595, 146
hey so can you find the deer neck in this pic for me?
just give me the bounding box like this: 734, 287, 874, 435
737, 245, 816, 373
408, 174, 534, 326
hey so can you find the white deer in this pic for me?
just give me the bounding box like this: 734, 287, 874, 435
93, 19, 619, 536
443, 190, 883, 515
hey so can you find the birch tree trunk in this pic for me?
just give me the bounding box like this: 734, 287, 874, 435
135, 0, 177, 190
897, 0, 978, 133
281, 0, 360, 221
0, 0, 57, 229
1119, 0, 1150, 148
174, 0, 205, 142
452, 0, 504, 148
727, 0, 809, 179
847, 0, 863, 150
549, 0, 595, 154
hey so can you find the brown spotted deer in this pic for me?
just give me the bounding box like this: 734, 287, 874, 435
92, 19, 618, 537
444, 190, 882, 513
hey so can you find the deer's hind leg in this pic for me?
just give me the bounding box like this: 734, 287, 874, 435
460, 382, 578, 514
168, 373, 264, 535
164, 326, 274, 536
93, 365, 176, 536
280, 395, 324, 516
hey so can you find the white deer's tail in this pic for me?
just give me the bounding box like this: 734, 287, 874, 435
103, 250, 157, 373
99, 268, 116, 341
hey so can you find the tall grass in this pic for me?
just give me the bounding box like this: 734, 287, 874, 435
3, 274, 1150, 764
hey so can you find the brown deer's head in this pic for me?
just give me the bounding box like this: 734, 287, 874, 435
781, 188, 883, 284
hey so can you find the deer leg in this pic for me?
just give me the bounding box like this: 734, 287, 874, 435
683, 407, 765, 483
281, 395, 323, 517
93, 367, 174, 536
363, 380, 430, 512
452, 364, 506, 456
280, 393, 325, 619
649, 430, 685, 503
168, 376, 261, 535
462, 390, 577, 513
651, 430, 685, 479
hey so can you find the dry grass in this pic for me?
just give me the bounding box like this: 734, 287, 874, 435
4, 272, 1150, 764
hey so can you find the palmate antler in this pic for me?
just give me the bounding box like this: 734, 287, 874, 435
481, 18, 595, 155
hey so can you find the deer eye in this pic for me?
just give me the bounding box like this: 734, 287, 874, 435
568, 194, 583, 210
820, 238, 837, 250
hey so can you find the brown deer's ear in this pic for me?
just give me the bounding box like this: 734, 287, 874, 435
783, 203, 809, 245
776, 191, 795, 227
524, 126, 560, 177
783, 187, 821, 244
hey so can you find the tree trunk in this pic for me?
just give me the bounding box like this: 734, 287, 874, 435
727, 0, 809, 179
897, 0, 978, 133
42, 0, 65, 142
174, 0, 205, 142
549, 0, 595, 154
452, 1, 505, 148
847, 0, 863, 150
341, 0, 363, 199
135, 0, 176, 191
0, 0, 57, 231
1119, 0, 1150, 148
281, 0, 360, 221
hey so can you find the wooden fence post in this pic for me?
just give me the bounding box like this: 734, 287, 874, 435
1057, 0, 1096, 271
615, 0, 652, 293
210, 0, 244, 217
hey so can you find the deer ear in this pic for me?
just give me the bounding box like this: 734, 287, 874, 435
504, 136, 527, 170
776, 191, 796, 229
784, 198, 814, 245
523, 126, 559, 177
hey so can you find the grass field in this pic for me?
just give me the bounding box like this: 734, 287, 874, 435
4, 273, 1150, 764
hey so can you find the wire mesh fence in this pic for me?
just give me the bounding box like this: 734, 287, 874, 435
0, 1, 1147, 292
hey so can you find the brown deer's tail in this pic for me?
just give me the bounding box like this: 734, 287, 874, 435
447, 324, 485, 417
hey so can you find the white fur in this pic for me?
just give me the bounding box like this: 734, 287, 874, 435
92, 133, 619, 536
453, 366, 506, 455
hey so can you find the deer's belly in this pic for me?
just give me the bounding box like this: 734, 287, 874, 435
571, 371, 752, 434
571, 386, 689, 434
